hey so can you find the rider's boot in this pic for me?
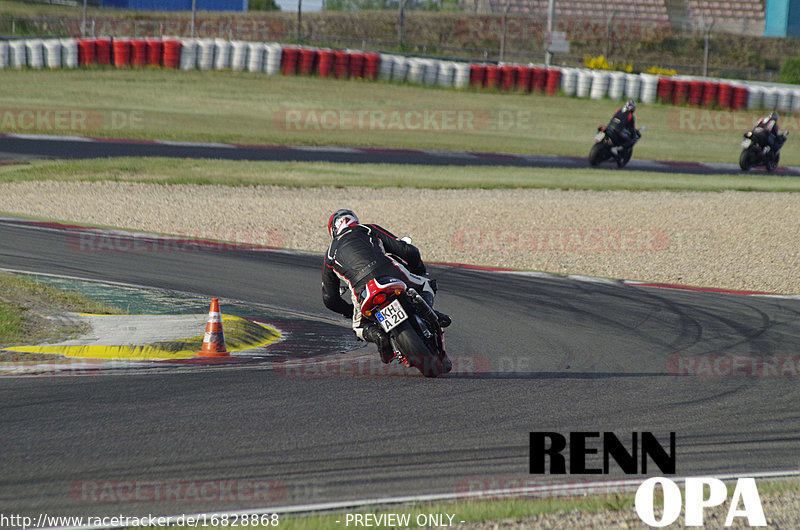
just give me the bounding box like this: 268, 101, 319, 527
362, 324, 394, 364
421, 291, 451, 328
435, 311, 452, 328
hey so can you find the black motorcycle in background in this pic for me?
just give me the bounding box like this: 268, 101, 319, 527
739, 130, 789, 172
588, 125, 643, 168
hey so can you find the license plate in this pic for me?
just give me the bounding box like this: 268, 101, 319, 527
742, 138, 751, 148
375, 299, 408, 332
594, 132, 605, 142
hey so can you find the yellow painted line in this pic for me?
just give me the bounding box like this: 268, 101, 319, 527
12, 315, 281, 360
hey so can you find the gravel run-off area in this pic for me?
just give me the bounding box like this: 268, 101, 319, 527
1, 181, 799, 294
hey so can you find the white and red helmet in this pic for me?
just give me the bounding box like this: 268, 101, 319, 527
622, 99, 636, 113
328, 209, 359, 238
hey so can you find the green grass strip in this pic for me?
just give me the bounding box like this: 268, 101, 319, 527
0, 69, 797, 166
0, 299, 25, 345
0, 272, 125, 347
2, 158, 800, 192
0, 273, 125, 315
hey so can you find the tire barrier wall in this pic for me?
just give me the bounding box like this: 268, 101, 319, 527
558, 67, 800, 113
3, 37, 800, 113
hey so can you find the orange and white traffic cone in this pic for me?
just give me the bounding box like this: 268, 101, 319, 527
198, 298, 229, 357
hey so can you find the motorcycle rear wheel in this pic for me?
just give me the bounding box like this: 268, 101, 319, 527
766, 152, 780, 172
588, 142, 608, 167
393, 321, 444, 378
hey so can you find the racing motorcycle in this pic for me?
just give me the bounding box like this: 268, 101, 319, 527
739, 130, 789, 172
589, 125, 643, 168
359, 273, 452, 378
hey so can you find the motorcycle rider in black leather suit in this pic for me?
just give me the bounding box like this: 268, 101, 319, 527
322, 209, 450, 364
605, 99, 639, 149
752, 111, 784, 155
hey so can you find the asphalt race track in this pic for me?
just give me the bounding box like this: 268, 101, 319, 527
3, 134, 800, 175
2, 220, 800, 521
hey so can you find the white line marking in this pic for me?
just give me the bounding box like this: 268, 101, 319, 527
421, 149, 478, 159
628, 159, 670, 170
518, 154, 572, 163
566, 274, 621, 285
293, 145, 360, 153
5, 133, 96, 142
701, 162, 741, 171
157, 140, 236, 149
41, 470, 800, 530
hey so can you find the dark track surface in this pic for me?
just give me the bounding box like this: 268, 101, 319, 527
2, 221, 800, 520
1, 135, 789, 175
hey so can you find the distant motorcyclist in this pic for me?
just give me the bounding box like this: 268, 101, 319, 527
605, 99, 640, 148
751, 111, 784, 155
322, 209, 450, 364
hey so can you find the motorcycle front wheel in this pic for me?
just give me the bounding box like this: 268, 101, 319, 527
393, 321, 444, 378
739, 149, 753, 171
588, 142, 608, 167
617, 147, 633, 168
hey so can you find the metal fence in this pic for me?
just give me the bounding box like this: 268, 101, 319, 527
0, 14, 784, 82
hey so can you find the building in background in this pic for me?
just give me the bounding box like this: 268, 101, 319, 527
765, 0, 800, 36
